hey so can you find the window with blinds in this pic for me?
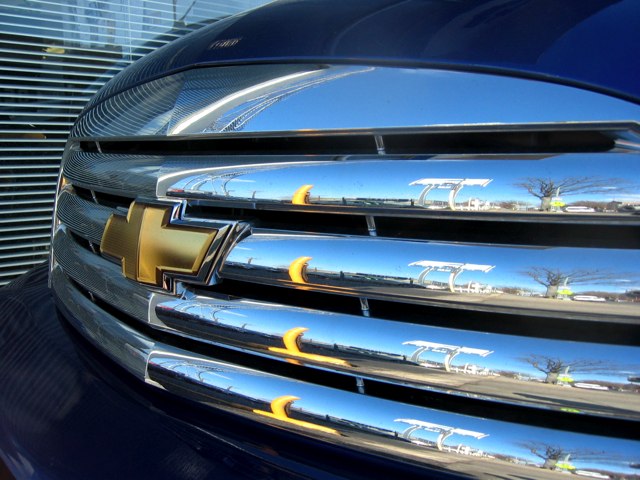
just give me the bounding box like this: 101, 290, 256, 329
0, 0, 268, 286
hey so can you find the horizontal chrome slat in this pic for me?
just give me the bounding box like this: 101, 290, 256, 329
55, 190, 113, 245
63, 151, 179, 197
221, 231, 640, 320
63, 151, 336, 197
165, 153, 640, 223
152, 292, 640, 420
0, 241, 49, 251
0, 249, 49, 260
2, 206, 53, 215
0, 191, 56, 198
0, 269, 30, 281
0, 215, 52, 224
50, 224, 640, 420
51, 268, 640, 479
71, 64, 640, 139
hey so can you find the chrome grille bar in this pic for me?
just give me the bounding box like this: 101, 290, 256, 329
52, 267, 640, 479
165, 153, 640, 223
51, 225, 640, 420
221, 231, 640, 320
152, 293, 640, 420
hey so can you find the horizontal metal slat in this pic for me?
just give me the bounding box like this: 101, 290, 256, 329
221, 231, 640, 320
0, 93, 90, 101
1, 206, 54, 215
0, 215, 52, 224
0, 47, 134, 66
2, 181, 57, 187
63, 152, 334, 197
51, 268, 640, 480
164, 152, 640, 224
0, 75, 108, 87
0, 11, 184, 38
0, 65, 116, 79
1, 101, 87, 109
0, 39, 142, 59
0, 191, 56, 198
0, 235, 51, 250
0, 172, 58, 179
55, 190, 113, 245
152, 292, 640, 420
50, 222, 640, 420
2, 121, 74, 126
0, 268, 30, 280
0, 148, 66, 153
0, 224, 51, 233
1, 258, 47, 269
0, 241, 50, 252
0, 55, 122, 71
0, 248, 49, 260
0, 233, 50, 243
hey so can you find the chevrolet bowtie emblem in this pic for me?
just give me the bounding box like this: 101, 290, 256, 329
101, 201, 220, 287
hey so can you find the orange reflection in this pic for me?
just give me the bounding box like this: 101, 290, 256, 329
269, 327, 350, 367
253, 395, 339, 435
288, 256, 312, 284
292, 184, 313, 205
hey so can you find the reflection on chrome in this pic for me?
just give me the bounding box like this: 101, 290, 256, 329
54, 267, 640, 478
253, 395, 340, 435
395, 418, 488, 451
72, 64, 640, 139
409, 178, 493, 210
147, 349, 640, 478
153, 294, 640, 420
268, 327, 350, 367
166, 154, 640, 220
221, 232, 640, 318
409, 261, 496, 293
402, 341, 493, 372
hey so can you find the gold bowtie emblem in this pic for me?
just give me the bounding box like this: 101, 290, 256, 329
101, 201, 218, 287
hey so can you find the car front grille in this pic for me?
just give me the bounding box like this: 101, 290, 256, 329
52, 64, 640, 478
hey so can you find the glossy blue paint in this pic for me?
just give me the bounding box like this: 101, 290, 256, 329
0, 266, 457, 480
88, 0, 640, 112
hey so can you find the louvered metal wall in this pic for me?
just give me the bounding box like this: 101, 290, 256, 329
0, 0, 268, 286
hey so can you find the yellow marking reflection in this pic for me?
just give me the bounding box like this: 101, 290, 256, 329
292, 184, 313, 205
269, 327, 350, 366
288, 256, 312, 284
253, 395, 339, 435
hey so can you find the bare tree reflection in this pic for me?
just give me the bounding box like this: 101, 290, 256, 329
520, 441, 608, 471
520, 267, 622, 298
514, 176, 622, 211
520, 354, 611, 384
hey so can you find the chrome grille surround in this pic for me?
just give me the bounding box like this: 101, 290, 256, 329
53, 64, 640, 478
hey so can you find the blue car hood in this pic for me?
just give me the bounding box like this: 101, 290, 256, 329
92, 0, 640, 107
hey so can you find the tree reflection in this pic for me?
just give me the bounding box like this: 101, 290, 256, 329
519, 354, 611, 384
520, 267, 622, 299
520, 441, 608, 471
514, 176, 622, 211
